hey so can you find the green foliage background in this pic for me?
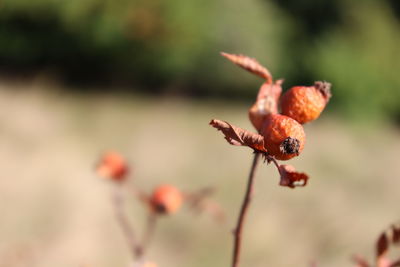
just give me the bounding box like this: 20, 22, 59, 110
0, 0, 399, 122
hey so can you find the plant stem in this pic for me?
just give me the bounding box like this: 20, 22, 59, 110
111, 184, 142, 260
138, 212, 158, 258
232, 152, 261, 267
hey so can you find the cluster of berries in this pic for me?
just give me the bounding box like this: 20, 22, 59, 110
95, 152, 223, 266
211, 53, 332, 187
96, 152, 183, 214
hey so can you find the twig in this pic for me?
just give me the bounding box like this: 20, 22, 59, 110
232, 152, 261, 267
138, 212, 158, 258
111, 184, 142, 260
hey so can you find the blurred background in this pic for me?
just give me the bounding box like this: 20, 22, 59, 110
0, 0, 400, 266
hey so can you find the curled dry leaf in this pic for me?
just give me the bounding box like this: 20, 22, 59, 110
377, 232, 389, 259
220, 52, 272, 83
278, 164, 309, 188
209, 119, 266, 152
392, 224, 400, 244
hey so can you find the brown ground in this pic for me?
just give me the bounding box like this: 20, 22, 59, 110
1, 81, 399, 267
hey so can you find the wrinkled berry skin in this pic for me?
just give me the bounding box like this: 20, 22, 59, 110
261, 114, 306, 160
281, 81, 331, 124
150, 185, 183, 215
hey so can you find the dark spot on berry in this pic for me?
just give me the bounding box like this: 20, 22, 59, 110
279, 137, 300, 155
153, 203, 167, 214
314, 81, 332, 100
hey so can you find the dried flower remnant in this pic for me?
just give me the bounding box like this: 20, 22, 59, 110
96, 151, 128, 181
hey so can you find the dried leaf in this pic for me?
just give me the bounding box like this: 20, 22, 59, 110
392, 224, 400, 244
377, 232, 389, 258
221, 52, 272, 82
279, 165, 309, 188
209, 119, 266, 152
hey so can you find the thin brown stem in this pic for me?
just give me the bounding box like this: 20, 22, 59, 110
138, 212, 158, 258
267, 155, 281, 173
232, 152, 261, 267
111, 184, 142, 260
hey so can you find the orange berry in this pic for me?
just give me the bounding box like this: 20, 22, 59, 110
96, 152, 128, 181
280, 81, 331, 124
150, 185, 183, 215
261, 114, 306, 160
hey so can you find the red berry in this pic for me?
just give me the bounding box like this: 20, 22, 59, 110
280, 81, 331, 124
96, 152, 128, 181
261, 114, 306, 160
150, 185, 183, 215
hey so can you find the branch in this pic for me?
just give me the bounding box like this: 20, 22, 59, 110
232, 152, 261, 267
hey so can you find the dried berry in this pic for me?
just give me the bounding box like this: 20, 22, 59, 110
261, 114, 306, 160
96, 152, 128, 181
281, 81, 331, 124
150, 185, 183, 215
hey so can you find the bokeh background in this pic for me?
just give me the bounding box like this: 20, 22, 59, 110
1, 0, 400, 266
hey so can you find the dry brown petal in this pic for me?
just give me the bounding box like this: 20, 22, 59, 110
279, 164, 309, 188
220, 52, 272, 83
209, 119, 266, 152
